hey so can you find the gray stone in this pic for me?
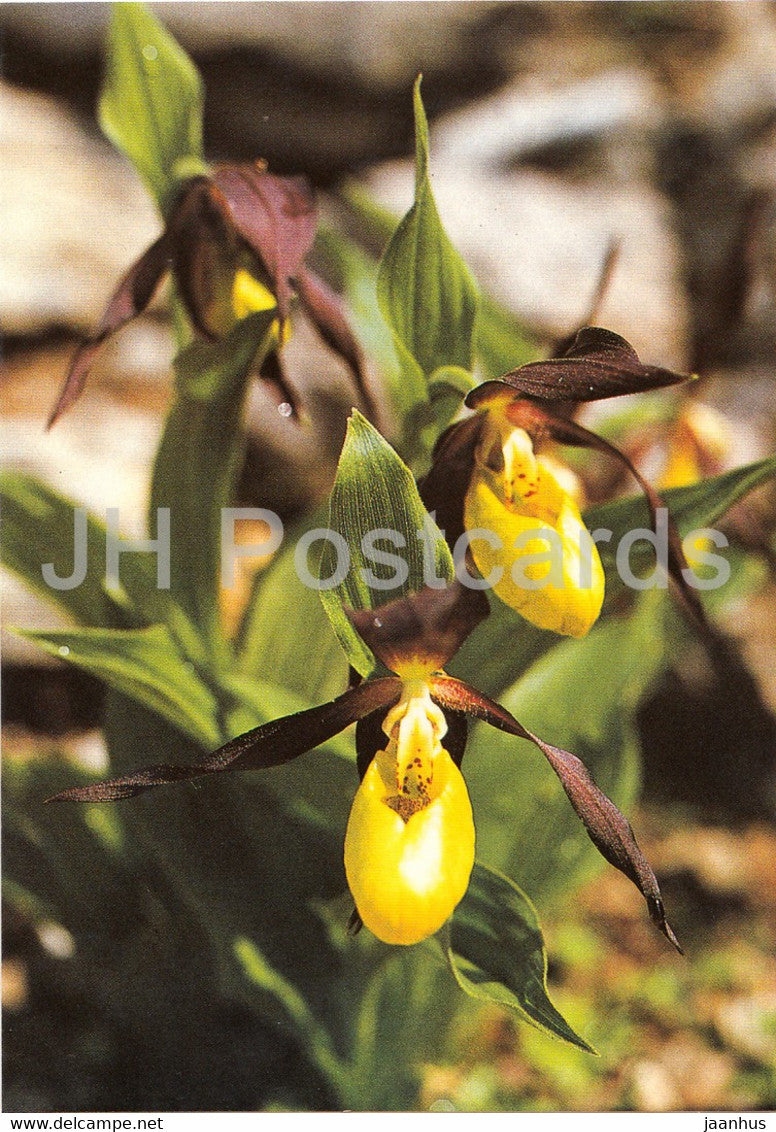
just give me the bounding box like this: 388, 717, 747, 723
0, 82, 160, 336
367, 158, 690, 370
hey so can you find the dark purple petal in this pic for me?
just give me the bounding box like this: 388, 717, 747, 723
509, 402, 707, 628
347, 582, 489, 676
48, 233, 172, 428
296, 267, 376, 418
258, 349, 301, 419
168, 177, 239, 340
47, 677, 401, 804
466, 327, 691, 409
418, 415, 484, 549
429, 675, 683, 952
212, 163, 317, 317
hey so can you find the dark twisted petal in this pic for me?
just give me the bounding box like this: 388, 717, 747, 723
507, 402, 707, 628
48, 233, 172, 428
467, 327, 691, 410
429, 674, 683, 952
296, 267, 375, 418
168, 177, 239, 340
347, 582, 489, 677
418, 414, 484, 549
212, 163, 317, 317
47, 677, 401, 804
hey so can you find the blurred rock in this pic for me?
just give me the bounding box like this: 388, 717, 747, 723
2, 2, 507, 92
1, 334, 170, 665
367, 158, 690, 369
0, 82, 160, 337
1, 338, 170, 534
433, 68, 664, 175
688, 2, 776, 133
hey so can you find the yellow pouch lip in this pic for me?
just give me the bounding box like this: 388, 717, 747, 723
344, 752, 475, 946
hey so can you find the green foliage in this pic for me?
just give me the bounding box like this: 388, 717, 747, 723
6, 2, 776, 1112
0, 471, 162, 628
586, 453, 776, 596
377, 80, 478, 383
153, 310, 278, 666
235, 527, 349, 705
375, 78, 479, 453
447, 863, 594, 1051
318, 410, 455, 675
463, 597, 668, 904
99, 2, 206, 213
17, 624, 222, 747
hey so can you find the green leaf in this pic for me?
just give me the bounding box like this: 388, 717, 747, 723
448, 862, 594, 1052
100, 692, 354, 1054
449, 598, 552, 700
99, 2, 206, 214
464, 599, 666, 902
428, 364, 476, 399
234, 936, 347, 1099
318, 411, 455, 675
585, 454, 776, 601
18, 624, 222, 747
348, 944, 456, 1110
173, 311, 277, 401
235, 526, 349, 705
338, 181, 541, 391
152, 311, 276, 666
376, 78, 478, 404
1, 471, 169, 629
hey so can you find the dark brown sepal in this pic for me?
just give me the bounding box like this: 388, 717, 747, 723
467, 327, 691, 410
418, 415, 484, 550
168, 177, 240, 340
347, 582, 489, 677
48, 233, 172, 428
46, 677, 401, 804
429, 674, 683, 952
259, 349, 301, 419
296, 267, 375, 418
211, 163, 317, 318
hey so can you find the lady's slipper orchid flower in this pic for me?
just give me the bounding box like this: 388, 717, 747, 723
48, 582, 681, 953
422, 327, 705, 632
463, 405, 605, 637
49, 163, 369, 426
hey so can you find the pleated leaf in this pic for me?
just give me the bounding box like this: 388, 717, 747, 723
318, 411, 455, 675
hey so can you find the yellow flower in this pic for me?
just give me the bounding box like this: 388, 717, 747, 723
464, 409, 604, 637
344, 679, 475, 945
660, 402, 732, 569
49, 579, 681, 953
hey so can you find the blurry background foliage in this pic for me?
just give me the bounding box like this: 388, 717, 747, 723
3, 0, 776, 1114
